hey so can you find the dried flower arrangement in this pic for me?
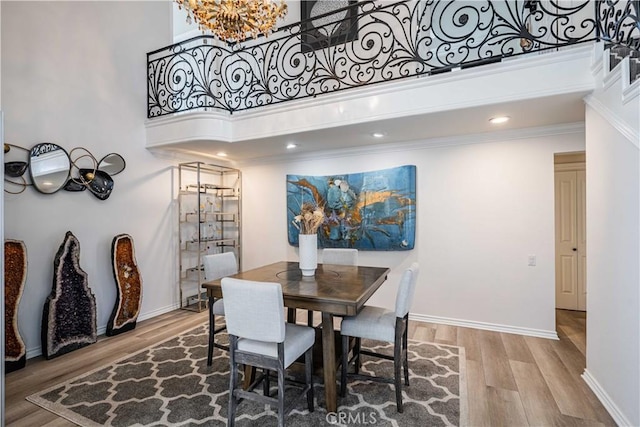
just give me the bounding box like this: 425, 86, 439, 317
292, 202, 325, 235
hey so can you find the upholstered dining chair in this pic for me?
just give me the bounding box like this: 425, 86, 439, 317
304, 248, 360, 326
339, 262, 419, 413
222, 278, 315, 427
203, 251, 238, 365
322, 248, 359, 266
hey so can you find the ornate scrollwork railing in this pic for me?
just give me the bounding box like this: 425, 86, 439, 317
597, 0, 640, 50
148, 0, 614, 118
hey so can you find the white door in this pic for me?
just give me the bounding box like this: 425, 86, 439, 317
554, 163, 586, 311
576, 169, 587, 311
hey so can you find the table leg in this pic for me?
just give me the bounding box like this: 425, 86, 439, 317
321, 312, 337, 413
243, 365, 256, 390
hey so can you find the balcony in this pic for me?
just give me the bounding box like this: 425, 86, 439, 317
145, 0, 639, 162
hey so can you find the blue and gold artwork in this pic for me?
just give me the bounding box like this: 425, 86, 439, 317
287, 165, 416, 250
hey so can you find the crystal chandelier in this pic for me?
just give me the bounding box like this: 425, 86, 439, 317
175, 0, 288, 43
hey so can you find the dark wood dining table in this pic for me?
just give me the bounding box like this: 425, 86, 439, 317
201, 260, 390, 413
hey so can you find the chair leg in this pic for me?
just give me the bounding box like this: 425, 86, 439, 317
207, 297, 215, 366
305, 346, 314, 412
354, 338, 361, 375
394, 322, 404, 413
277, 344, 285, 427
287, 308, 297, 323
340, 334, 349, 397
277, 365, 285, 427
263, 368, 270, 397
394, 344, 403, 413
403, 323, 410, 386
228, 336, 239, 426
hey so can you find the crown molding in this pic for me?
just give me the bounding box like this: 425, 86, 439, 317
584, 95, 640, 149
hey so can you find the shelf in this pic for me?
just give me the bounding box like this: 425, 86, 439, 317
181, 212, 236, 224
181, 249, 207, 255
184, 238, 237, 245
184, 212, 236, 215
178, 161, 241, 313
182, 292, 209, 312
180, 186, 236, 195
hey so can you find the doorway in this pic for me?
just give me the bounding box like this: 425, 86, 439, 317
554, 152, 586, 311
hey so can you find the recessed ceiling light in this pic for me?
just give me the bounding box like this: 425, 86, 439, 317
372, 132, 386, 138
286, 143, 298, 150
217, 151, 228, 157
489, 116, 510, 124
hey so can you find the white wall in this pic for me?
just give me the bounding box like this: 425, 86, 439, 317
584, 105, 640, 426
2, 1, 176, 357
240, 129, 585, 336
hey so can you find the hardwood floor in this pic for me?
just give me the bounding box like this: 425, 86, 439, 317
4, 308, 614, 426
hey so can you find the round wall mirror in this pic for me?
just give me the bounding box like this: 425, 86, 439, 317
98, 153, 126, 176
29, 143, 71, 194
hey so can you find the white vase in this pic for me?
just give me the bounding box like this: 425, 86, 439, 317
298, 234, 318, 276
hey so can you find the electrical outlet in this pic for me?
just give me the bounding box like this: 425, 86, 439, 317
528, 255, 536, 267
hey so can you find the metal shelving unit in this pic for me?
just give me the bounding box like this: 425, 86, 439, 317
178, 162, 241, 312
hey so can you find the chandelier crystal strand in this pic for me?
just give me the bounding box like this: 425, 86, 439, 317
175, 0, 287, 43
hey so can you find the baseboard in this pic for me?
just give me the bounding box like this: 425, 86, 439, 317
26, 346, 42, 360
582, 369, 634, 426
137, 303, 181, 323
409, 313, 559, 340
26, 303, 181, 359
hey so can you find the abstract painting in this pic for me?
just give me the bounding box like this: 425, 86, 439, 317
287, 165, 416, 250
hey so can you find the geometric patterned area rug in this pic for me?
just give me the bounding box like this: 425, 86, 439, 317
27, 323, 466, 427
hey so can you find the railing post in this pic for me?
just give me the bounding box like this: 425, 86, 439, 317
595, 0, 602, 42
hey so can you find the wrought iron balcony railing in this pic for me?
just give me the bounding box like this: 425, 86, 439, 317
597, 0, 639, 49
147, 0, 639, 118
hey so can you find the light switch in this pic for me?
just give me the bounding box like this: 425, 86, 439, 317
528, 255, 536, 267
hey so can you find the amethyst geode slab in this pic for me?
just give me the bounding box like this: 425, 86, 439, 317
42, 231, 97, 359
